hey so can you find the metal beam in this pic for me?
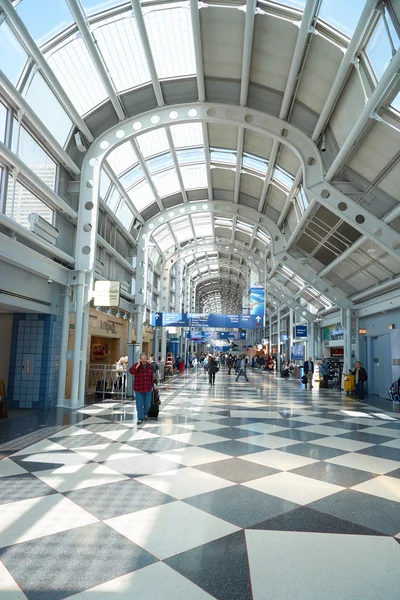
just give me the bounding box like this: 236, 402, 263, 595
190, 0, 206, 103
0, 140, 77, 220
165, 126, 188, 202
202, 123, 213, 200
66, 0, 125, 121
234, 127, 244, 203
240, 0, 257, 107
131, 0, 164, 107
0, 0, 93, 142
103, 163, 144, 224
0, 230, 69, 285
0, 70, 80, 177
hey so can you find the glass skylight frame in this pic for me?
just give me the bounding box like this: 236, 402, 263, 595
181, 164, 208, 190
106, 141, 138, 176
152, 168, 181, 197
137, 128, 170, 158
170, 122, 203, 149
128, 180, 156, 212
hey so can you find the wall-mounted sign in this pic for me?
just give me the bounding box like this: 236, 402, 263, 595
359, 328, 367, 334
100, 321, 117, 334
282, 334, 289, 341
295, 325, 308, 338
93, 281, 121, 307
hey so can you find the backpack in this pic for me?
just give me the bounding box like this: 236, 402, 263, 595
389, 378, 400, 403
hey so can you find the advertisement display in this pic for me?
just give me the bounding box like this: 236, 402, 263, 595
249, 287, 265, 317
295, 325, 308, 338
93, 281, 121, 307
152, 312, 258, 328
292, 344, 304, 360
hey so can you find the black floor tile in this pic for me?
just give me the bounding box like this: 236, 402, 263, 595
386, 468, 400, 479
194, 458, 278, 483
283, 442, 345, 460
248, 506, 386, 536
0, 522, 156, 600
48, 433, 110, 449
308, 489, 400, 536
64, 478, 175, 520
291, 461, 378, 487
356, 445, 400, 462
206, 427, 262, 440
165, 530, 252, 600
268, 429, 327, 442
200, 439, 267, 457
0, 473, 56, 505
337, 431, 393, 444
10, 451, 91, 473
184, 485, 298, 528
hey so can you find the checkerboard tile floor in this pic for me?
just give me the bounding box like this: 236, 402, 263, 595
0, 370, 400, 599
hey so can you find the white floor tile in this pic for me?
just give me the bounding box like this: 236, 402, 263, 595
326, 452, 400, 475
94, 428, 159, 442
165, 432, 230, 445
241, 450, 318, 471
352, 475, 400, 503
0, 494, 98, 548
32, 463, 128, 493
341, 411, 375, 418
309, 437, 375, 452
71, 442, 146, 462
246, 530, 400, 600
156, 446, 230, 467
236, 435, 299, 449
382, 438, 400, 449
297, 425, 350, 436
0, 458, 28, 478
371, 413, 398, 421
137, 466, 234, 499
68, 562, 215, 600
49, 426, 97, 438
361, 427, 400, 439
230, 410, 283, 419
244, 472, 344, 505
175, 421, 230, 432
288, 416, 335, 425
16, 451, 91, 468
234, 423, 288, 434
105, 501, 239, 560
0, 560, 29, 599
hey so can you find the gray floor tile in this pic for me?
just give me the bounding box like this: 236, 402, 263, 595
0, 522, 156, 600
357, 445, 400, 462
206, 428, 262, 440
291, 461, 378, 487
124, 438, 191, 453
200, 440, 268, 457
0, 473, 56, 505
184, 485, 299, 528
194, 458, 278, 483
48, 433, 110, 449
338, 431, 394, 444
308, 489, 400, 535
284, 442, 345, 460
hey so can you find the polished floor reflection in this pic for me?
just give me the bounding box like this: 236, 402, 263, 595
0, 369, 399, 599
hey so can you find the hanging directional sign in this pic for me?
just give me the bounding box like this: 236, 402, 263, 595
295, 325, 308, 338
151, 312, 258, 328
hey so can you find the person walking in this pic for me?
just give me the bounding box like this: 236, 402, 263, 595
129, 353, 155, 425
303, 356, 314, 388
227, 355, 234, 375
353, 361, 368, 402
208, 355, 218, 385
236, 355, 249, 382
193, 356, 198, 374
319, 358, 329, 388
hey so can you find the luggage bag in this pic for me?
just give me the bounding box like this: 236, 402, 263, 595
147, 389, 160, 420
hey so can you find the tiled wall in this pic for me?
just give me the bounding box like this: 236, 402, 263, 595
7, 314, 62, 409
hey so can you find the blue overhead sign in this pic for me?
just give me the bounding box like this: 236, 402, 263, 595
152, 312, 259, 328
295, 325, 308, 338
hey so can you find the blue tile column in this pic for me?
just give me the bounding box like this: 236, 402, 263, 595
7, 314, 62, 410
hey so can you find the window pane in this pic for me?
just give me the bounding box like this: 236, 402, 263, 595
318, 0, 366, 38
0, 102, 7, 143
106, 141, 137, 175
143, 3, 195, 79
0, 22, 28, 85
25, 73, 73, 145
46, 36, 107, 115
6, 176, 53, 227
391, 91, 400, 112
116, 201, 134, 229
272, 1, 306, 9
99, 170, 111, 199
106, 187, 120, 211
147, 153, 174, 174
181, 164, 207, 189
137, 128, 169, 158
366, 14, 400, 81
171, 123, 203, 148
128, 181, 155, 212
93, 13, 150, 92
16, 0, 73, 46
12, 123, 57, 189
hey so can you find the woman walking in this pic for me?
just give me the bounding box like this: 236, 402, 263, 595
208, 355, 218, 386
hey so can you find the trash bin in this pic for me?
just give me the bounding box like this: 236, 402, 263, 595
179, 360, 185, 372
344, 374, 355, 394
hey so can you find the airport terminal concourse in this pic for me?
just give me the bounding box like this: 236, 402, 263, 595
0, 0, 400, 598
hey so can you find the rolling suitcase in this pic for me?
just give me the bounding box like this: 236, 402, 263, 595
147, 389, 160, 420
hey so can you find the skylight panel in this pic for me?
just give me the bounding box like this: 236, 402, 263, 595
391, 91, 400, 113
106, 142, 137, 175
236, 220, 253, 234
152, 170, 180, 197
81, 0, 125, 16
297, 187, 309, 213
318, 0, 366, 39
256, 230, 271, 245
93, 13, 150, 92
271, 1, 305, 10
157, 233, 175, 252
0, 22, 28, 86
16, 0, 73, 46
181, 164, 207, 189
171, 123, 203, 148
175, 228, 193, 244
243, 152, 268, 175
215, 218, 233, 228
120, 164, 145, 189
273, 166, 294, 190
116, 201, 134, 230
137, 128, 170, 158
106, 187, 120, 211
99, 170, 112, 200
366, 10, 400, 81
147, 153, 174, 174
211, 148, 237, 165
128, 181, 155, 212
46, 36, 107, 115
143, 2, 195, 79
177, 148, 204, 165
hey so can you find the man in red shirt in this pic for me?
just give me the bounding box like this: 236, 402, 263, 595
129, 353, 154, 424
